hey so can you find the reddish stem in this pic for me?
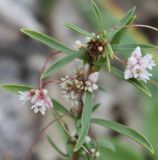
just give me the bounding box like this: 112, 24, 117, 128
42, 80, 61, 88
39, 51, 62, 89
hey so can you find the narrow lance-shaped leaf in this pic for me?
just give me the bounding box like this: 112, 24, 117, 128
91, 0, 104, 33
97, 139, 116, 152
111, 66, 152, 97
106, 54, 111, 72
21, 29, 77, 55
91, 118, 154, 153
64, 23, 92, 37
52, 98, 70, 115
92, 103, 100, 112
52, 98, 75, 119
107, 7, 136, 43
112, 43, 158, 52
47, 135, 68, 157
42, 52, 81, 78
107, 43, 114, 58
1, 84, 33, 93
111, 15, 136, 44
74, 92, 93, 151
128, 78, 152, 97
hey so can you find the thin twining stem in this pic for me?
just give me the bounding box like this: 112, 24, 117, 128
40, 51, 62, 89
108, 24, 158, 32
22, 114, 65, 160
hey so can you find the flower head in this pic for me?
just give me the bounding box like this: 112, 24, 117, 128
124, 47, 156, 82
60, 67, 99, 106
19, 89, 52, 115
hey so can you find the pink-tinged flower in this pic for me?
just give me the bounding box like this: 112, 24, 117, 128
85, 72, 99, 92
124, 47, 156, 82
141, 54, 156, 70
31, 100, 47, 115
19, 89, 52, 115
18, 89, 35, 104
132, 64, 152, 82
31, 89, 53, 115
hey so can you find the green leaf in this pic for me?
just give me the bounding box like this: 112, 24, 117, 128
52, 99, 70, 114
128, 78, 152, 97
106, 54, 111, 72
64, 23, 92, 37
47, 135, 67, 157
111, 67, 152, 97
1, 84, 33, 93
144, 102, 158, 159
74, 92, 93, 151
92, 103, 100, 112
97, 139, 115, 152
99, 139, 144, 160
91, 0, 104, 33
108, 7, 136, 43
112, 43, 158, 52
107, 43, 114, 58
52, 98, 75, 119
91, 118, 154, 154
42, 52, 80, 78
21, 29, 76, 55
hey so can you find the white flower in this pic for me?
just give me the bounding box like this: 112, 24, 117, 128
31, 100, 47, 115
88, 72, 99, 83
124, 69, 133, 80
74, 40, 86, 50
90, 148, 100, 158
124, 47, 156, 82
84, 136, 91, 144
95, 151, 100, 158
18, 90, 35, 104
142, 54, 156, 70
85, 36, 91, 43
85, 72, 99, 92
90, 148, 96, 153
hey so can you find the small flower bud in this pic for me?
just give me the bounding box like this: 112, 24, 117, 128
97, 46, 103, 52
84, 136, 91, 144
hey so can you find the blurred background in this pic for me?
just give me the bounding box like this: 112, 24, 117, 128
0, 0, 158, 160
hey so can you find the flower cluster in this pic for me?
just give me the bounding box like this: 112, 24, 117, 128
60, 67, 99, 106
19, 89, 53, 115
124, 47, 156, 82
84, 136, 100, 159
74, 33, 106, 59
